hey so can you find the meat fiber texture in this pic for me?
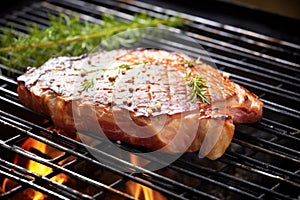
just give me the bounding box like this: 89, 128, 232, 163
17, 49, 263, 160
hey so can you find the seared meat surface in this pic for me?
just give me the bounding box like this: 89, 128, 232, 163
17, 49, 263, 160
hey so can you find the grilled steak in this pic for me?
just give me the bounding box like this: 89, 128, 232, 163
17, 49, 263, 160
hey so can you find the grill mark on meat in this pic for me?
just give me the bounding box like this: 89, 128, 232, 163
165, 64, 172, 113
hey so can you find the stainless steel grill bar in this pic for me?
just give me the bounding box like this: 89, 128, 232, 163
258, 118, 300, 137
0, 169, 71, 200
0, 159, 87, 200
175, 157, 294, 200
224, 151, 300, 182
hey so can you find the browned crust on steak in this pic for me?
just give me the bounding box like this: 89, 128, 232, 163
17, 49, 263, 160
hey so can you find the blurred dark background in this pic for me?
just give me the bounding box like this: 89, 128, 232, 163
226, 0, 300, 19
0, 0, 39, 14
1, 0, 299, 43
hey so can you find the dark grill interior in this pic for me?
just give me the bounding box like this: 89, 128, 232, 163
0, 0, 300, 199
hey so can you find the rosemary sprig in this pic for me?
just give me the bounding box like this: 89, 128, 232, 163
185, 72, 210, 104
80, 78, 95, 92
0, 13, 185, 72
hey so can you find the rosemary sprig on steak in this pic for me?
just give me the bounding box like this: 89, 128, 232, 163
185, 72, 210, 104
80, 78, 95, 92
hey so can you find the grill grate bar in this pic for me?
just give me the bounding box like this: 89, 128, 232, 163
262, 101, 300, 120
257, 119, 300, 137
0, 95, 50, 119
214, 60, 300, 89
14, 12, 51, 27
229, 74, 300, 102
0, 159, 88, 200
235, 133, 300, 159
0, 167, 70, 200
40, 1, 104, 23
0, 18, 29, 34
92, 178, 129, 199
0, 183, 23, 199
0, 82, 18, 94
177, 157, 291, 200
224, 151, 300, 184
0, 65, 23, 78
0, 76, 18, 85
221, 155, 298, 200
169, 162, 260, 199
232, 138, 300, 164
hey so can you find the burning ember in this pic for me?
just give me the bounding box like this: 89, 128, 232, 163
126, 180, 167, 200
1, 137, 68, 200
126, 154, 166, 200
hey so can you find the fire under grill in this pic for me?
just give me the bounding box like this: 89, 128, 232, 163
0, 0, 300, 199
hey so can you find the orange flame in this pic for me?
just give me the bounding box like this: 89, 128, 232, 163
127, 180, 166, 200
24, 138, 67, 200
1, 178, 10, 194
1, 138, 67, 200
127, 154, 166, 200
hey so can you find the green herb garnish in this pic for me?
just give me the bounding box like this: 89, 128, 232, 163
181, 60, 200, 67
185, 72, 210, 104
0, 13, 185, 73
80, 78, 95, 92
117, 64, 133, 70
290, 130, 300, 135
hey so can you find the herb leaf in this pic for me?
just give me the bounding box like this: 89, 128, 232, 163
290, 130, 300, 135
80, 78, 95, 92
117, 64, 133, 70
185, 72, 210, 104
181, 60, 200, 67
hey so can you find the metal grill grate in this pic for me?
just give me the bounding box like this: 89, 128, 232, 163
1, 0, 300, 199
